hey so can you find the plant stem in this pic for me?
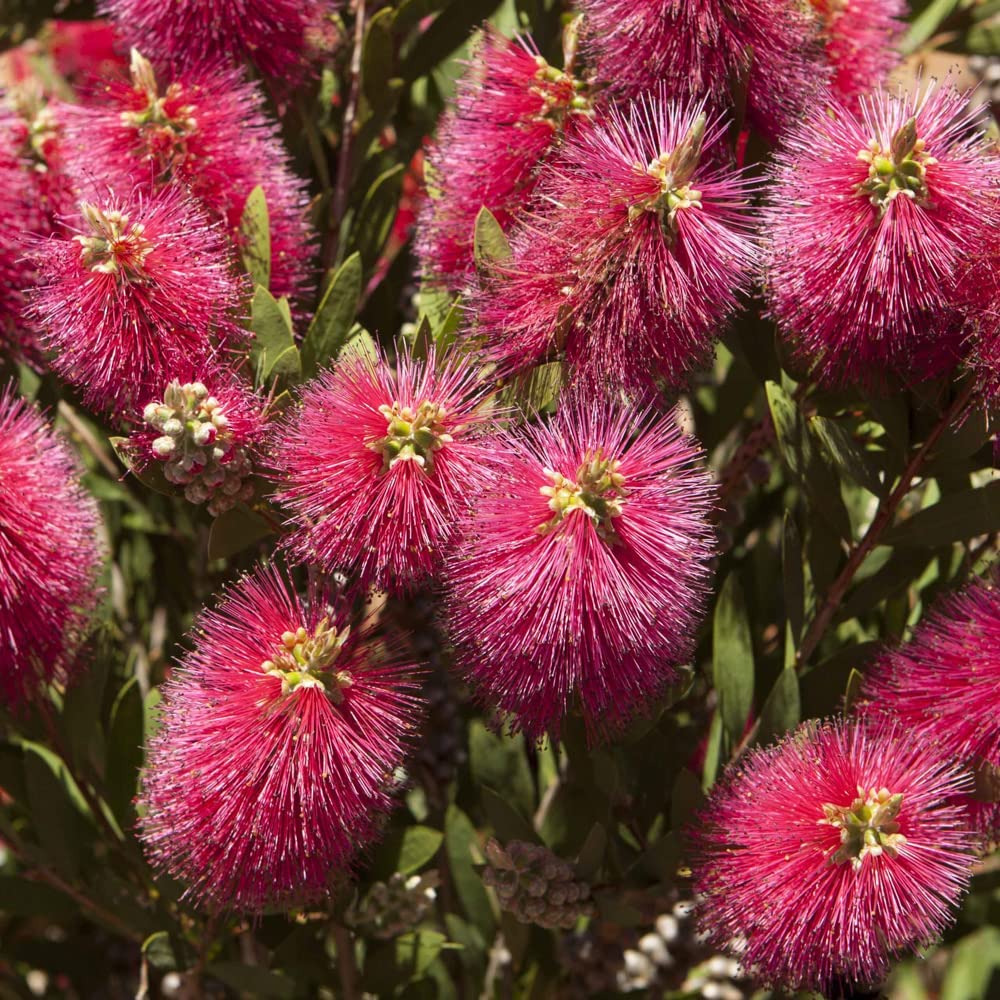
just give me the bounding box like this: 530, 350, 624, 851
794, 380, 977, 669
332, 923, 361, 1000
324, 0, 367, 271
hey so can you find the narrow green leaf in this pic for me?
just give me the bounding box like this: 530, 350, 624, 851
468, 722, 535, 818
670, 769, 704, 832
434, 296, 463, 354
108, 437, 176, 497
574, 824, 606, 880
701, 710, 723, 791
302, 252, 362, 377
766, 381, 803, 476
757, 669, 800, 747
444, 805, 496, 940
104, 676, 144, 825
400, 0, 505, 81
843, 668, 864, 716
940, 926, 1000, 1000
480, 786, 537, 845
713, 574, 754, 745
351, 164, 405, 268
903, 0, 961, 53
369, 825, 444, 881
782, 513, 804, 644
810, 416, 883, 496
362, 8, 395, 107
251, 286, 299, 384
473, 206, 512, 268
207, 506, 274, 561
883, 481, 1000, 548
239, 186, 271, 289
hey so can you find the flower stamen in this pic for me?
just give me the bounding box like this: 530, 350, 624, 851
857, 117, 936, 214
260, 618, 353, 703
820, 785, 907, 870
371, 400, 453, 474
538, 449, 627, 541
75, 202, 155, 278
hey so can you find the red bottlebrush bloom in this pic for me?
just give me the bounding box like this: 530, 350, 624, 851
27, 184, 248, 413
472, 94, 758, 392
442, 396, 716, 741
60, 51, 312, 305
138, 564, 422, 912
416, 28, 591, 289
572, 0, 823, 142
0, 391, 104, 709
127, 369, 264, 516
807, 0, 905, 103
98, 0, 331, 87
765, 85, 1000, 389
860, 575, 1000, 841
274, 347, 496, 594
692, 718, 974, 993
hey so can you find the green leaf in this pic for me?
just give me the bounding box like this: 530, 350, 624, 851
400, 0, 505, 81
712, 574, 754, 746
142, 931, 178, 972
574, 824, 606, 880
843, 668, 864, 716
468, 721, 535, 819
480, 786, 537, 845
782, 513, 804, 645
369, 825, 444, 881
940, 926, 1000, 1000
362, 8, 395, 108
363, 931, 449, 995
251, 286, 300, 384
810, 416, 883, 496
434, 296, 464, 354
108, 437, 176, 498
766, 381, 803, 477
444, 805, 496, 940
206, 963, 295, 999
207, 506, 274, 561
239, 186, 271, 290
302, 252, 362, 378
105, 676, 144, 825
837, 548, 932, 624
701, 710, 723, 791
351, 164, 406, 268
883, 481, 1000, 548
903, 0, 961, 53
0, 876, 78, 920
22, 743, 93, 879
757, 669, 800, 747
670, 769, 704, 832
473, 206, 512, 268
504, 362, 562, 414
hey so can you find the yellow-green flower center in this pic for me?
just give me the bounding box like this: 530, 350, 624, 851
857, 117, 936, 214
530, 56, 591, 126
371, 400, 452, 474
121, 49, 197, 148
261, 619, 353, 703
538, 450, 627, 541
74, 203, 154, 278
820, 785, 907, 870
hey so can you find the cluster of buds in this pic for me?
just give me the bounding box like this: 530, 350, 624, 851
260, 618, 353, 701
481, 839, 595, 930
371, 400, 453, 474
75, 202, 154, 278
538, 450, 627, 542
857, 117, 936, 213
143, 380, 254, 515
820, 785, 907, 870
347, 871, 440, 939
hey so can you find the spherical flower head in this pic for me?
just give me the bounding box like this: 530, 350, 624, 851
0, 391, 104, 709
765, 84, 1000, 390
416, 28, 592, 289
98, 0, 332, 87
129, 369, 264, 516
691, 718, 975, 993
60, 50, 312, 305
27, 184, 249, 414
861, 575, 1000, 841
274, 347, 497, 594
443, 396, 717, 741
573, 0, 824, 142
806, 0, 905, 103
472, 94, 758, 392
138, 564, 423, 912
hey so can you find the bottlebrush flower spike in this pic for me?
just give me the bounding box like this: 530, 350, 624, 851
806, 0, 905, 103
765, 84, 1000, 389
138, 563, 422, 912
27, 184, 248, 413
472, 94, 758, 392
572, 0, 823, 142
98, 0, 331, 87
0, 391, 103, 709
692, 718, 975, 993
60, 50, 312, 304
443, 396, 716, 740
128, 369, 264, 516
860, 575, 1000, 841
416, 27, 591, 289
274, 347, 497, 594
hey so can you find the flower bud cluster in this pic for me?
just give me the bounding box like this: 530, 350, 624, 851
481, 839, 595, 930
142, 379, 253, 515
348, 871, 440, 940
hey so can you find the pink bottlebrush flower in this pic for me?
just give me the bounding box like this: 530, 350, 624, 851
807, 0, 905, 104
27, 184, 249, 413
765, 85, 1000, 389
128, 368, 264, 516
0, 391, 104, 709
572, 0, 823, 142
98, 0, 331, 87
471, 94, 758, 392
45, 19, 128, 88
860, 575, 1000, 842
274, 347, 496, 594
692, 718, 975, 993
416, 28, 591, 289
442, 396, 716, 741
60, 51, 312, 305
138, 564, 422, 912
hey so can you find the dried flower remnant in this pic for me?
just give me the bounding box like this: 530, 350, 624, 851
138, 565, 422, 912
692, 718, 975, 992
0, 392, 104, 709
444, 396, 716, 740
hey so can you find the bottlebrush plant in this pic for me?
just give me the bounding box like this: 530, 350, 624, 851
0, 3, 998, 999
